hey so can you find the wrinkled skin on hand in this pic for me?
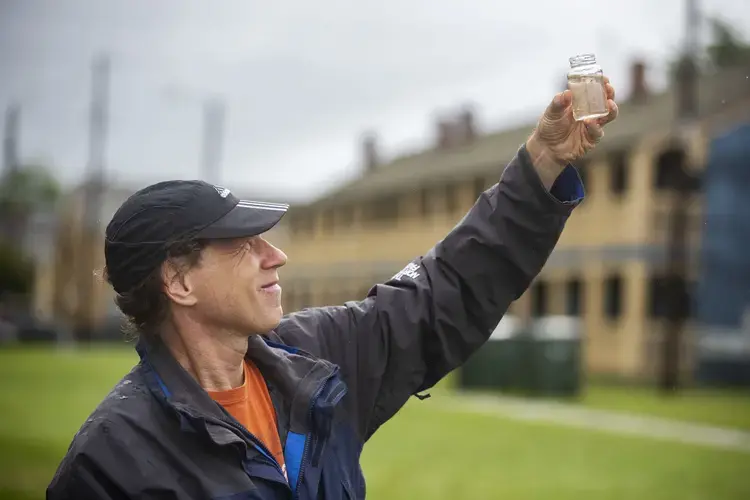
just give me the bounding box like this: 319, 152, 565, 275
525, 76, 618, 189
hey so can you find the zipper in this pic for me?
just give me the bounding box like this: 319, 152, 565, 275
176, 404, 288, 486
293, 370, 347, 499
171, 368, 347, 498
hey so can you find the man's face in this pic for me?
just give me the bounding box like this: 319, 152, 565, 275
171, 235, 288, 334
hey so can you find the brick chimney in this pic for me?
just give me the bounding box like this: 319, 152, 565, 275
436, 119, 454, 149
436, 106, 477, 149
361, 131, 379, 172
458, 106, 476, 143
630, 60, 648, 104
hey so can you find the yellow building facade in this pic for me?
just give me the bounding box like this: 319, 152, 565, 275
277, 65, 750, 381
32, 182, 132, 333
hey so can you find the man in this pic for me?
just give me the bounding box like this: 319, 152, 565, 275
48, 80, 617, 499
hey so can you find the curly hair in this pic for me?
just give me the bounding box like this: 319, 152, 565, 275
104, 239, 207, 339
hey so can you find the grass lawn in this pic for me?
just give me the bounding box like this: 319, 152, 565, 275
442, 371, 750, 431
363, 400, 750, 500
1, 346, 749, 499
581, 383, 750, 430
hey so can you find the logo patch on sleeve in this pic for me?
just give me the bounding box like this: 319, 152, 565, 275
392, 262, 421, 281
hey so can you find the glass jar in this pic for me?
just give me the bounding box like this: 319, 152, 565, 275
567, 53, 608, 121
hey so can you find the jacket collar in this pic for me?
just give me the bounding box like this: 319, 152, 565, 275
135, 332, 338, 434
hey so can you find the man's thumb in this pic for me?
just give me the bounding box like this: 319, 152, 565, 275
546, 91, 570, 119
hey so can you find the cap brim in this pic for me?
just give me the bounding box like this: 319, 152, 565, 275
195, 200, 289, 239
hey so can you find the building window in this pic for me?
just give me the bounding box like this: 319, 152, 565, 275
530, 280, 548, 317
604, 274, 623, 320
655, 148, 682, 190
654, 147, 703, 192
565, 278, 583, 316
609, 150, 629, 195
445, 183, 458, 214
337, 205, 353, 228
655, 148, 683, 190
321, 208, 335, 232
419, 186, 431, 217
366, 194, 400, 223
289, 213, 313, 235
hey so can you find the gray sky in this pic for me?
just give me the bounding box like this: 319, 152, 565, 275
1, 0, 748, 201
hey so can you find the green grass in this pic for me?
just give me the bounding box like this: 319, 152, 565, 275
1, 346, 749, 499
581, 383, 750, 430
363, 399, 750, 500
442, 371, 750, 431
0, 346, 138, 496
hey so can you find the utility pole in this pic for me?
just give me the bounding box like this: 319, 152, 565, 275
1, 103, 21, 248
2, 103, 20, 177
200, 97, 226, 184
76, 53, 110, 343
660, 0, 700, 393
84, 54, 110, 226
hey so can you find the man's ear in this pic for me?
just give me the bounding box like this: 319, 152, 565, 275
162, 260, 198, 307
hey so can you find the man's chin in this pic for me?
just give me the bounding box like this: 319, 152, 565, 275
250, 308, 283, 335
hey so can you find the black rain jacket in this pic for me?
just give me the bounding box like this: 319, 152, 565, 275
47, 145, 583, 499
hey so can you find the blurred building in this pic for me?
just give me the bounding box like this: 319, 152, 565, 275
32, 180, 133, 334
278, 62, 750, 381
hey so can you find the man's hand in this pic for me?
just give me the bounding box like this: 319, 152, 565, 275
526, 77, 618, 189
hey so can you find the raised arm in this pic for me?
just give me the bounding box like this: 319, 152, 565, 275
274, 82, 618, 440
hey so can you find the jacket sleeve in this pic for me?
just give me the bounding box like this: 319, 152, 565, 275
275, 144, 583, 440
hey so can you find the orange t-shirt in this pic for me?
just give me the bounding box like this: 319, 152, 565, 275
208, 360, 287, 480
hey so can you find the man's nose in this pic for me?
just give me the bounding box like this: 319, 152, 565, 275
261, 240, 287, 269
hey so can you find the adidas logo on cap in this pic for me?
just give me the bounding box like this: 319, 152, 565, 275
213, 185, 231, 198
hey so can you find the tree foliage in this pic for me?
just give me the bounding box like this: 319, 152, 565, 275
669, 17, 750, 79
705, 17, 750, 69
0, 164, 60, 297
0, 165, 60, 214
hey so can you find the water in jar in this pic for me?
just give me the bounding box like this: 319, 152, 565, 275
568, 54, 609, 121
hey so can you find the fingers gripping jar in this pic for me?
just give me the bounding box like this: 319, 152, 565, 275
568, 53, 608, 121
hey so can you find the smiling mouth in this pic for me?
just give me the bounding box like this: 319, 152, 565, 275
261, 281, 281, 294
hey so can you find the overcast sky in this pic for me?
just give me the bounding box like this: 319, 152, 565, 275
1, 0, 748, 201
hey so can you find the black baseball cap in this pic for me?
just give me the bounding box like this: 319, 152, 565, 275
104, 180, 288, 295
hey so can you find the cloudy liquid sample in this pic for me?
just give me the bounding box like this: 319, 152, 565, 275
568, 74, 608, 121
